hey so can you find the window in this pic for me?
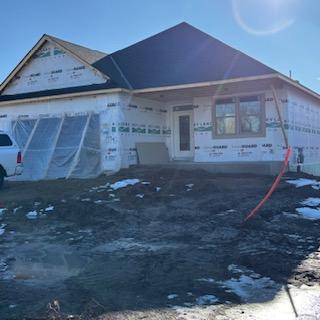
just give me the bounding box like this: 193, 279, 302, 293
0, 134, 13, 146
214, 95, 264, 138
216, 98, 236, 135
239, 96, 262, 134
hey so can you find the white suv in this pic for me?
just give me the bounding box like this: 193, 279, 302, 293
0, 131, 23, 189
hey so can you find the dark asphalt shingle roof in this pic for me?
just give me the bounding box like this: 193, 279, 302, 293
1, 22, 278, 102
93, 22, 277, 90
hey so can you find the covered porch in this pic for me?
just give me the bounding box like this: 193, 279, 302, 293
131, 75, 287, 174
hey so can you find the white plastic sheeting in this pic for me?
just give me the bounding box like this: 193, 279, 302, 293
24, 117, 62, 180
12, 119, 37, 150
71, 114, 101, 178
46, 115, 88, 179
12, 114, 102, 180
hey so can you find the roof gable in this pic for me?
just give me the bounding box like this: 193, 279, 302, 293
48, 35, 107, 64
93, 22, 278, 90
0, 35, 109, 95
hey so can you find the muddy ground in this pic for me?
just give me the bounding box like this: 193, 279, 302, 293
0, 166, 320, 319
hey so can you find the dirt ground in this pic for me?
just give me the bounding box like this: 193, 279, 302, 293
0, 166, 320, 320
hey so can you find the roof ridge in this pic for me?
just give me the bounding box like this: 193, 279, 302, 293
109, 22, 189, 55
108, 22, 276, 75
177, 24, 278, 75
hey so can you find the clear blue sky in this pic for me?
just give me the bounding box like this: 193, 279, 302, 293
1, 0, 319, 92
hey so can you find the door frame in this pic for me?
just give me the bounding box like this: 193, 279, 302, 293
173, 109, 195, 160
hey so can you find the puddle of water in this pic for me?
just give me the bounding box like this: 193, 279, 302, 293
2, 241, 89, 285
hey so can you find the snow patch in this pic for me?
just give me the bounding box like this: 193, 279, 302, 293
196, 278, 215, 283
223, 275, 276, 302
0, 224, 6, 235
13, 206, 22, 214
45, 205, 54, 212
167, 294, 178, 299
110, 179, 140, 190
300, 198, 320, 207
287, 178, 319, 188
296, 207, 320, 220
26, 211, 38, 219
0, 259, 8, 272
0, 208, 7, 215
94, 200, 104, 204
136, 194, 144, 199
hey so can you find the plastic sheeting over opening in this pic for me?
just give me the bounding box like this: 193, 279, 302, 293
12, 114, 101, 180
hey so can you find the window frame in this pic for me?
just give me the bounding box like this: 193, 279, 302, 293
213, 94, 266, 139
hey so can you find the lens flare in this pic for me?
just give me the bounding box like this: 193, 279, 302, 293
232, 0, 297, 35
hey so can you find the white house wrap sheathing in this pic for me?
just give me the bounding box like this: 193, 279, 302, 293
98, 95, 171, 170
164, 89, 289, 163
116, 95, 169, 168
3, 41, 105, 95
287, 86, 320, 176
1, 85, 320, 179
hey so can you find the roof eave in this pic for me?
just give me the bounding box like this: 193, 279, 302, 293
0, 87, 131, 106
133, 74, 279, 93
277, 74, 320, 101
133, 73, 320, 102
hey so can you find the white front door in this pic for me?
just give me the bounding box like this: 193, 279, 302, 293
173, 110, 194, 159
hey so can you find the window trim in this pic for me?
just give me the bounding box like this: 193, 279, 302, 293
212, 94, 266, 139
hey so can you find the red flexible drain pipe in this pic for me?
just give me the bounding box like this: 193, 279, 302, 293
245, 147, 292, 221
244, 85, 292, 221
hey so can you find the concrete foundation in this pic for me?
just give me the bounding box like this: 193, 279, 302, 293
160, 161, 285, 176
